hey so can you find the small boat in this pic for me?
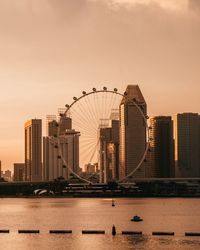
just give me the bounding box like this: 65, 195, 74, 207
131, 215, 143, 222
112, 199, 115, 207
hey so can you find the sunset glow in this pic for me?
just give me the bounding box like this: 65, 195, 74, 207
0, 0, 199, 170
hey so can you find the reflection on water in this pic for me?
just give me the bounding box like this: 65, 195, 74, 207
0, 234, 200, 250
179, 238, 200, 246
126, 235, 148, 245
0, 198, 200, 249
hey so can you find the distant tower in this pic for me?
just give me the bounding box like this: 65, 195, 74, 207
150, 116, 175, 178
24, 119, 42, 181
99, 110, 120, 183
174, 113, 200, 178
57, 108, 72, 135
13, 163, 25, 181
46, 115, 57, 137
59, 116, 72, 136
99, 126, 112, 183
119, 85, 147, 179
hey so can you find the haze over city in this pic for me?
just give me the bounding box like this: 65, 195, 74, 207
1, 2, 200, 250
0, 0, 200, 170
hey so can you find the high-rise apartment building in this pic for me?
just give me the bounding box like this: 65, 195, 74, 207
24, 119, 42, 181
46, 113, 72, 137
13, 163, 25, 181
119, 85, 147, 179
174, 113, 200, 178
43, 116, 80, 181
43, 129, 80, 181
150, 116, 175, 178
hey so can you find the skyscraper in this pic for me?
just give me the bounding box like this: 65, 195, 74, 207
24, 119, 42, 181
99, 110, 120, 183
43, 115, 80, 181
119, 85, 147, 179
150, 116, 175, 178
174, 113, 200, 178
99, 126, 112, 183
43, 129, 80, 181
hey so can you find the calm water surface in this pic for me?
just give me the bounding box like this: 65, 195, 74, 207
0, 198, 200, 250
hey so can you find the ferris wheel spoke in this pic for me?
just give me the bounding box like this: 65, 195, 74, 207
70, 108, 97, 135
81, 148, 97, 160
81, 136, 97, 146
80, 141, 97, 148
93, 92, 101, 127
107, 92, 117, 119
71, 101, 93, 126
83, 97, 99, 129
103, 91, 108, 120
80, 143, 97, 151
101, 91, 105, 121
71, 104, 97, 133
87, 136, 100, 163
80, 139, 97, 148
105, 92, 114, 119
81, 97, 95, 124
81, 148, 96, 160
86, 94, 99, 128
80, 137, 97, 142
70, 117, 96, 136
89, 93, 100, 126
81, 145, 97, 163
109, 93, 118, 118
76, 100, 98, 133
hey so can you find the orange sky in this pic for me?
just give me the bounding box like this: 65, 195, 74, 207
0, 0, 200, 171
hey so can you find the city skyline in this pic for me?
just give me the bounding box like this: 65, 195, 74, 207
1, 2, 200, 249
1, 0, 200, 170
0, 85, 199, 172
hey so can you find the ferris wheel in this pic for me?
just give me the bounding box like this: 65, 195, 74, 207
54, 87, 149, 183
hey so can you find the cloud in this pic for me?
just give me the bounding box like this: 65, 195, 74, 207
188, 0, 200, 11
91, 0, 188, 12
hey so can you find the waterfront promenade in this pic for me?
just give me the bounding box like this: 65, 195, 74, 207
0, 178, 200, 197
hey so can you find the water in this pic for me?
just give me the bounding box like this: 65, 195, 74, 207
0, 198, 200, 249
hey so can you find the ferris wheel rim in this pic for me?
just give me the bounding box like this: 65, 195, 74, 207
57, 87, 150, 183
63, 88, 124, 116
